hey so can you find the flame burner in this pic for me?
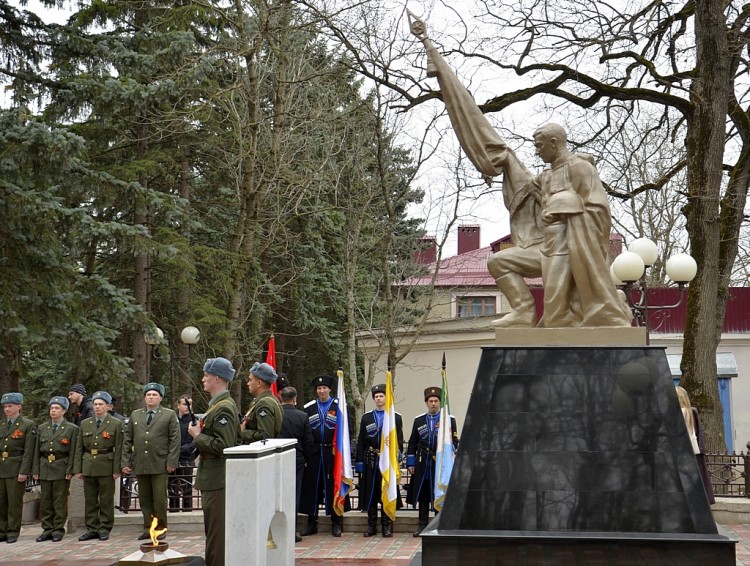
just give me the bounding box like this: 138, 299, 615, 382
140, 541, 169, 553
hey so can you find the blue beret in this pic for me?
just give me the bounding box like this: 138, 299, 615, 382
203, 357, 236, 382
49, 396, 70, 410
250, 362, 278, 384
1, 392, 23, 405
143, 382, 165, 397
92, 391, 113, 404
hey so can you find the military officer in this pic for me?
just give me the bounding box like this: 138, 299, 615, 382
300, 374, 346, 537
188, 357, 239, 566
121, 382, 180, 540
406, 386, 459, 536
0, 392, 36, 544
355, 384, 404, 538
33, 396, 79, 542
74, 391, 124, 541
239, 362, 282, 444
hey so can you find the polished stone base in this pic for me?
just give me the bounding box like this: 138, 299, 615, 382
419, 527, 736, 565
423, 346, 735, 565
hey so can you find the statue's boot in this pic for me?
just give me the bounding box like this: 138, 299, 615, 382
491, 274, 537, 328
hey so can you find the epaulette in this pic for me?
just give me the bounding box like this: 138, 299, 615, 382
303, 400, 316, 408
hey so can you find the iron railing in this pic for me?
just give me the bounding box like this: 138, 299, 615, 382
117, 464, 414, 513
706, 443, 750, 498
116, 444, 750, 513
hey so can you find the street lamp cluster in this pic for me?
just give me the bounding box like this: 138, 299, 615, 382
144, 325, 201, 404
611, 237, 697, 342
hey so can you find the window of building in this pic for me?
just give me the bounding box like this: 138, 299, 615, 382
456, 296, 496, 318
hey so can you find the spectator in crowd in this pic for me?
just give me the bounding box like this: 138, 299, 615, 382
676, 385, 715, 504
189, 357, 239, 566
68, 384, 94, 426
278, 386, 315, 542
33, 396, 78, 542
0, 392, 36, 544
121, 383, 180, 540
74, 390, 124, 542
169, 394, 196, 512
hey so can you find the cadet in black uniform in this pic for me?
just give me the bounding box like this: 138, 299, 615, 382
405, 386, 459, 536
355, 384, 403, 538
299, 375, 346, 537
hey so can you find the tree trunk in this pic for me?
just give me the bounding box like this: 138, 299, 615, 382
133, 120, 151, 386
175, 156, 193, 397
680, 0, 731, 452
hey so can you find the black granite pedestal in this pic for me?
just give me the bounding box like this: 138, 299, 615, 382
419, 346, 736, 565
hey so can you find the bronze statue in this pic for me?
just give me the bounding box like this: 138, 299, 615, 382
409, 13, 631, 328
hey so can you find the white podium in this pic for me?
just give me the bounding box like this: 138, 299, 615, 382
224, 439, 297, 565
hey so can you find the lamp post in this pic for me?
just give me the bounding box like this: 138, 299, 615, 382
611, 237, 697, 344
145, 325, 201, 406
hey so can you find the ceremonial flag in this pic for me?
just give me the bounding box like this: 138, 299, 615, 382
434, 354, 455, 512
379, 368, 400, 522
332, 369, 353, 516
266, 335, 278, 396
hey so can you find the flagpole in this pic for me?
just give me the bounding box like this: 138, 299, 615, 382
434, 352, 455, 512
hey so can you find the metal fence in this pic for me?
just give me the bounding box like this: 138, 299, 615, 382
114, 445, 750, 513
117, 464, 414, 513
706, 443, 750, 498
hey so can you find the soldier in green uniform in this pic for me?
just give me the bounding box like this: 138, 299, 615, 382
239, 362, 283, 443
74, 391, 124, 541
121, 382, 179, 540
0, 392, 36, 544
33, 396, 79, 542
188, 357, 239, 566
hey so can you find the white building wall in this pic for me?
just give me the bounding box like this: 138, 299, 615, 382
360, 325, 750, 451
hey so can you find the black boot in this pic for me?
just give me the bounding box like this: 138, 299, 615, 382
300, 516, 318, 536
364, 506, 377, 537
331, 516, 342, 537
382, 518, 392, 538
414, 502, 429, 536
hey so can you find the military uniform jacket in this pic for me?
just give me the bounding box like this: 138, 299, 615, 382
355, 409, 404, 511
194, 390, 238, 492
75, 414, 124, 477
32, 419, 79, 480
0, 416, 36, 479
405, 412, 458, 505
122, 407, 180, 474
240, 390, 282, 444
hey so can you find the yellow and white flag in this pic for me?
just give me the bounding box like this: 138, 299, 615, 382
379, 369, 400, 522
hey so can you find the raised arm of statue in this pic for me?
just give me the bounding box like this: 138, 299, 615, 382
408, 11, 529, 185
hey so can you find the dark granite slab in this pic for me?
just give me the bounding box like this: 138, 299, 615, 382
423, 346, 735, 564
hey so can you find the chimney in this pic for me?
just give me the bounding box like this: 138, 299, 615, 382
608, 232, 624, 263
415, 236, 437, 264
458, 225, 480, 254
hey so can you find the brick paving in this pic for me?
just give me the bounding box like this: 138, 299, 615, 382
2, 522, 749, 565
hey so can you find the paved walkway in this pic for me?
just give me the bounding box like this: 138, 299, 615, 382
2, 522, 749, 565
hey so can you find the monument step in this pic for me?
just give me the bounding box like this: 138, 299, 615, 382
108, 510, 423, 534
